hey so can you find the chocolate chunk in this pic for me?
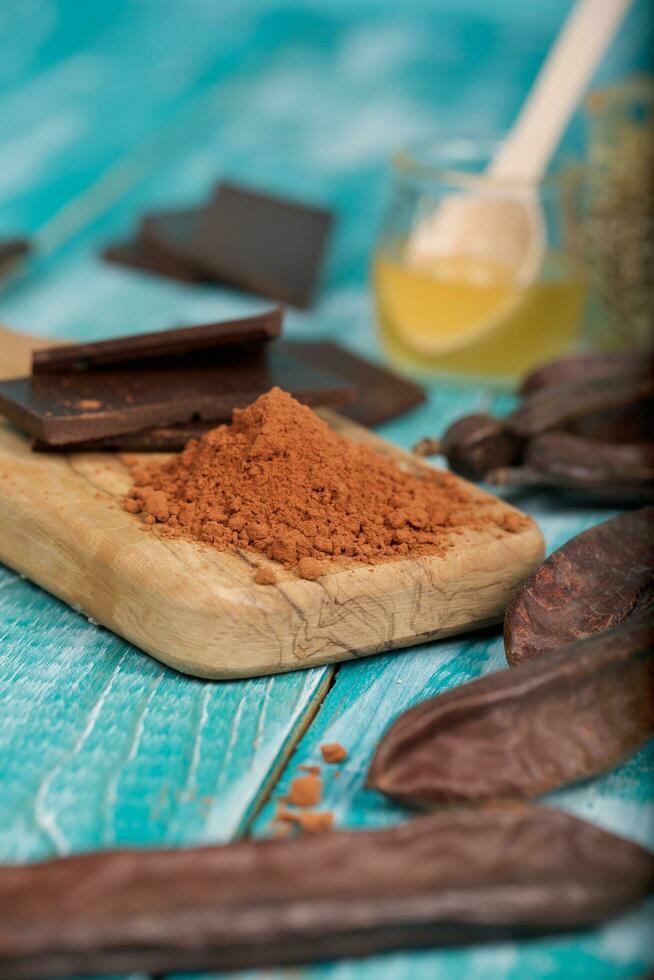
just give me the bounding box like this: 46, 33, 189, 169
185, 182, 333, 308
140, 207, 204, 272
100, 184, 332, 306
285, 341, 425, 427
0, 347, 354, 446
102, 235, 205, 284
32, 308, 282, 374
0, 238, 30, 277
31, 422, 214, 453
103, 209, 210, 285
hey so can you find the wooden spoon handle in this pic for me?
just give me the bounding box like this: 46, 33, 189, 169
491, 0, 633, 181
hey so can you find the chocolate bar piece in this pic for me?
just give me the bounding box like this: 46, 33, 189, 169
0, 346, 354, 446
100, 184, 332, 307
103, 208, 209, 285
32, 309, 282, 374
185, 182, 333, 308
102, 237, 204, 285
140, 208, 204, 271
31, 422, 213, 454
286, 342, 425, 427
29, 342, 425, 452
0, 238, 30, 276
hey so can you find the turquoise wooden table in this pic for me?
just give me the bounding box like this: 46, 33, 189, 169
1, 2, 653, 978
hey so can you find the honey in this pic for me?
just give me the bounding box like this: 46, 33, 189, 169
373, 247, 586, 383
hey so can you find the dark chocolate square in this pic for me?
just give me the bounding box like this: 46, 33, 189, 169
285, 341, 426, 427
139, 208, 206, 277
32, 309, 282, 374
186, 182, 333, 308
102, 236, 204, 284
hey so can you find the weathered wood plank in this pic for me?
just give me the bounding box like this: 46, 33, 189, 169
0, 555, 334, 861
0, 1, 265, 235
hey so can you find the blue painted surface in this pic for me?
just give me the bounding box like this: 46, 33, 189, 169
0, 2, 653, 979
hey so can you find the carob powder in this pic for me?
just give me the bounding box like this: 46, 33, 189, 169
124, 387, 524, 578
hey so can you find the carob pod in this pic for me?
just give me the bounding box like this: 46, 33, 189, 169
1, 805, 653, 978
564, 395, 654, 444
504, 372, 654, 440
367, 619, 654, 806
519, 348, 654, 395
422, 413, 522, 480
427, 351, 654, 489
505, 507, 654, 666
488, 432, 654, 503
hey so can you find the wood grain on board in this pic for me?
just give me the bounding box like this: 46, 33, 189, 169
0, 325, 543, 679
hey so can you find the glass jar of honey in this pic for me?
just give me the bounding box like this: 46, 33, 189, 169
372, 138, 587, 384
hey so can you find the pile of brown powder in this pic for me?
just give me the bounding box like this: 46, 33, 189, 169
124, 387, 524, 578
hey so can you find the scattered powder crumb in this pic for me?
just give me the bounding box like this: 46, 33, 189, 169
501, 510, 530, 533
78, 399, 102, 411
277, 807, 334, 834
287, 773, 322, 807
412, 437, 441, 457
124, 388, 519, 577
130, 467, 151, 485
274, 796, 289, 819
297, 556, 323, 581
320, 743, 348, 764
123, 498, 142, 514
274, 824, 293, 838
142, 490, 169, 522
254, 567, 277, 586
294, 811, 334, 833
297, 763, 321, 775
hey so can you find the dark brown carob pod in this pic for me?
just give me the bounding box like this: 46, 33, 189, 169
487, 433, 654, 502
434, 413, 521, 480
519, 348, 654, 395
422, 351, 654, 492
564, 395, 654, 443
1, 805, 653, 978
504, 508, 654, 666
367, 620, 654, 806
505, 372, 654, 440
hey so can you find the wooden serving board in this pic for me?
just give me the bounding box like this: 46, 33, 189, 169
0, 326, 544, 679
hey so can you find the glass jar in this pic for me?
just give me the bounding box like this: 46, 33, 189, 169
583, 76, 654, 350
371, 138, 588, 384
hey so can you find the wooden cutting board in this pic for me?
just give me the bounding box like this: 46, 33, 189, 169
0, 326, 545, 679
